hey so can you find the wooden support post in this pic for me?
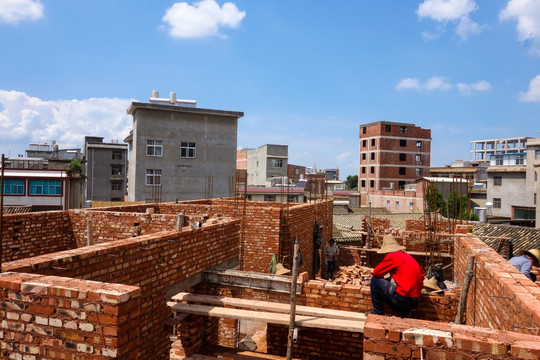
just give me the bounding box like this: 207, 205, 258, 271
176, 212, 185, 232
87, 219, 93, 246
286, 237, 300, 360
455, 255, 475, 324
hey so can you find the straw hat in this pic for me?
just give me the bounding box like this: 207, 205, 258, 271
525, 249, 540, 266
275, 263, 291, 275
377, 234, 405, 254
423, 276, 440, 291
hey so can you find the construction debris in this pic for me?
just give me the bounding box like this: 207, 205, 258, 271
333, 264, 373, 286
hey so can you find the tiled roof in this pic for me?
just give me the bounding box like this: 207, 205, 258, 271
472, 223, 540, 252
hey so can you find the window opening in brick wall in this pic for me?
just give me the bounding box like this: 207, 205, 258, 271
399, 153, 406, 161
400, 139, 406, 147
385, 124, 391, 132
399, 167, 406, 175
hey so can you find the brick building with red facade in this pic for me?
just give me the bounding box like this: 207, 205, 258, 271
359, 121, 431, 192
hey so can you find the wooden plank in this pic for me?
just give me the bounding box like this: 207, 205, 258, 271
169, 303, 365, 333
169, 292, 366, 322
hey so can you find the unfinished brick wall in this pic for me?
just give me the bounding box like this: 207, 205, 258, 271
453, 233, 540, 335
2, 219, 240, 360
0, 211, 75, 263
362, 216, 390, 233
363, 314, 540, 359
267, 324, 363, 360
0, 272, 141, 359
68, 210, 178, 247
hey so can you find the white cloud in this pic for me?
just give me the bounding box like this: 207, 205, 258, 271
417, 0, 477, 21
500, 0, 540, 55
424, 76, 452, 90
396, 77, 491, 95
162, 0, 246, 39
395, 78, 422, 90
0, 90, 133, 153
417, 0, 482, 40
519, 75, 540, 102
0, 0, 44, 25
456, 80, 491, 95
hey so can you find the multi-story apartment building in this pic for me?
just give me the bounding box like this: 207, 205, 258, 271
125, 91, 243, 202
359, 121, 431, 192
84, 136, 128, 202
486, 140, 539, 224
245, 144, 288, 186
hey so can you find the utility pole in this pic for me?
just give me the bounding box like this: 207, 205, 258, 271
286, 237, 300, 360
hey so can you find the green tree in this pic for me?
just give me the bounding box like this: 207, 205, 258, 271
345, 175, 358, 190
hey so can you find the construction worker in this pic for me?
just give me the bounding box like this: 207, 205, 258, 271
509, 249, 540, 281
324, 238, 339, 280
369, 234, 425, 318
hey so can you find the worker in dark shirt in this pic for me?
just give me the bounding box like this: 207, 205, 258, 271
370, 234, 425, 318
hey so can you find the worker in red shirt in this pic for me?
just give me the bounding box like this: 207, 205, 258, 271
370, 234, 425, 317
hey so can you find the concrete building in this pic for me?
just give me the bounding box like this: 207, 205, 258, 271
246, 144, 288, 186
470, 136, 531, 162
1, 168, 69, 210
124, 91, 243, 202
84, 136, 128, 202
359, 121, 431, 192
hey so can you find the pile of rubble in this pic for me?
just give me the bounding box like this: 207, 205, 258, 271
333, 264, 373, 286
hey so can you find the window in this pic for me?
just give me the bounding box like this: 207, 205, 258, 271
272, 159, 283, 168
493, 198, 501, 209
399, 167, 406, 175
494, 176, 502, 186
362, 127, 367, 134
146, 140, 163, 157
416, 141, 422, 148
399, 153, 406, 161
400, 126, 407, 133
111, 182, 122, 191
416, 168, 421, 176
3, 179, 24, 195
536, 150, 540, 159
370, 180, 374, 188
181, 142, 196, 158
395, 201, 399, 209
385, 124, 391, 132
264, 195, 276, 202
288, 195, 297, 203
495, 157, 503, 165
399, 181, 405, 189
409, 202, 414, 210
515, 155, 524, 165
145, 169, 162, 186
362, 153, 366, 161
386, 200, 390, 207
111, 165, 122, 176
371, 139, 375, 146
361, 180, 366, 188
535, 193, 537, 205
370, 166, 374, 174
112, 150, 123, 160
416, 154, 421, 162
535, 171, 538, 182
294, 168, 300, 175
370, 152, 375, 160
362, 167, 366, 174
362, 140, 367, 147
29, 180, 61, 195
400, 139, 406, 147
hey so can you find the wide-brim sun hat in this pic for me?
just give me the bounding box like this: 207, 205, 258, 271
275, 263, 291, 275
377, 234, 406, 254
525, 249, 540, 266
423, 276, 440, 291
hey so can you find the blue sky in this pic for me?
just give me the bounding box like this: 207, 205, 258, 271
0, 0, 539, 180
